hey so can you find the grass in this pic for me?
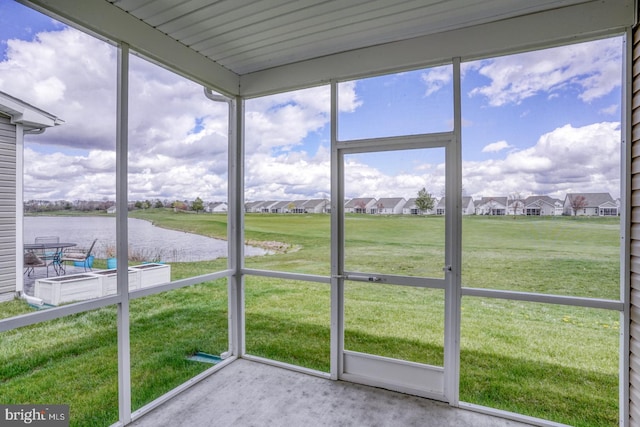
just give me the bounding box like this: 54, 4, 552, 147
1, 210, 621, 426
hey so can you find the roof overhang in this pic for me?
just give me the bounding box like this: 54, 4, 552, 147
0, 91, 64, 132
20, 0, 636, 97
241, 0, 635, 97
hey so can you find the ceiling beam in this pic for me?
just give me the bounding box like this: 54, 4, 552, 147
240, 0, 634, 97
22, 0, 240, 96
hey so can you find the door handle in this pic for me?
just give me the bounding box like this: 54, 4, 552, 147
346, 274, 383, 282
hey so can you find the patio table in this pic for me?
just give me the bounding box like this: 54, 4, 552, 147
24, 242, 77, 276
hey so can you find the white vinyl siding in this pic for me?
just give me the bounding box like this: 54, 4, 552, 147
629, 24, 640, 427
0, 115, 16, 299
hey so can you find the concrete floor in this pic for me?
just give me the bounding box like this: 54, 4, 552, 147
130, 359, 533, 427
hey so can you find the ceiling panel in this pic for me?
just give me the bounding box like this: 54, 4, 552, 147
178, 1, 328, 48
106, 0, 595, 75
197, 1, 431, 57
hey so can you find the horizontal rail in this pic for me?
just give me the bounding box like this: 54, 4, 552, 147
0, 294, 121, 332
130, 269, 233, 300
242, 268, 331, 284
130, 356, 237, 424
458, 403, 571, 427
4, 273, 623, 332
1, 269, 234, 332
242, 354, 331, 380
337, 132, 454, 153
344, 271, 446, 289
462, 287, 624, 311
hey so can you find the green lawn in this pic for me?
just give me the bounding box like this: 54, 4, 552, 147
0, 211, 621, 426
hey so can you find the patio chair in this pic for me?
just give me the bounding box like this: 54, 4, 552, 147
61, 238, 97, 272
31, 235, 64, 276
34, 235, 60, 261
23, 251, 46, 277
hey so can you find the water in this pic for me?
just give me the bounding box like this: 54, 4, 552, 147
24, 216, 268, 262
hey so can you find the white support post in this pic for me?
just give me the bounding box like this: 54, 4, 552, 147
116, 42, 131, 425
330, 81, 344, 380
228, 96, 245, 357
444, 57, 462, 405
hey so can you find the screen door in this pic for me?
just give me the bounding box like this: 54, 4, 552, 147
336, 141, 457, 402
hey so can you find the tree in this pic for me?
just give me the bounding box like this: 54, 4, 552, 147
508, 192, 524, 217
192, 197, 204, 213
172, 200, 187, 211
415, 187, 435, 214
569, 194, 588, 216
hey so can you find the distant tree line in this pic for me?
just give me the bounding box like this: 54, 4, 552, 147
24, 197, 208, 213
24, 199, 108, 213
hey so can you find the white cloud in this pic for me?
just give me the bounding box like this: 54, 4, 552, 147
481, 140, 512, 153
244, 135, 333, 201
0, 28, 118, 150
468, 37, 622, 106
1, 26, 235, 201
338, 81, 362, 112
463, 122, 621, 199
1, 25, 622, 205
420, 65, 452, 96
600, 104, 618, 115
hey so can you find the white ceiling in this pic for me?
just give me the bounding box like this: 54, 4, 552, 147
24, 0, 635, 96
107, 0, 593, 75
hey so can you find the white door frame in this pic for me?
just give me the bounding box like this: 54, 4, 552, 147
329, 58, 462, 403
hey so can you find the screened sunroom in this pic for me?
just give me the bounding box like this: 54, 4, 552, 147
0, 0, 638, 426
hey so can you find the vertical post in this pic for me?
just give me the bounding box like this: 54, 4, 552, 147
619, 28, 632, 427
330, 81, 344, 380
15, 124, 24, 295
116, 42, 131, 424
228, 96, 245, 357
444, 58, 462, 405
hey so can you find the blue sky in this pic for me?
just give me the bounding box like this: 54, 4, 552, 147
338, 67, 454, 140
0, 0, 623, 203
0, 0, 61, 58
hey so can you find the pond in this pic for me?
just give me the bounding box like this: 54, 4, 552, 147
24, 216, 268, 262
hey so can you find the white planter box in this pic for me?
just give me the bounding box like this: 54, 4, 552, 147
130, 263, 171, 288
91, 268, 140, 296
34, 274, 101, 306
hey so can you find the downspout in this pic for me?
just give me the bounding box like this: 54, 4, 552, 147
23, 128, 45, 135
203, 87, 243, 358
17, 118, 62, 299
15, 124, 24, 297
17, 125, 53, 297
204, 88, 230, 104
22, 117, 64, 135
